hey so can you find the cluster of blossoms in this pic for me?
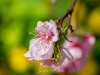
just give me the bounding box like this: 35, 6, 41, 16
24, 20, 95, 73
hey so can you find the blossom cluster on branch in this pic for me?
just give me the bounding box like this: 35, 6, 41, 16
24, 0, 96, 73
24, 20, 74, 65
24, 19, 95, 73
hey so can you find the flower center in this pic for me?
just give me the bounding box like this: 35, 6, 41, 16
35, 39, 49, 51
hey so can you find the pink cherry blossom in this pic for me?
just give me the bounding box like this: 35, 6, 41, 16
41, 33, 95, 73
35, 20, 58, 42
24, 20, 58, 61
24, 38, 54, 60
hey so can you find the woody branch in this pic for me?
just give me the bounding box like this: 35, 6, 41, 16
58, 0, 76, 41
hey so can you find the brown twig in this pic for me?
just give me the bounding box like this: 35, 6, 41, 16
58, 0, 76, 41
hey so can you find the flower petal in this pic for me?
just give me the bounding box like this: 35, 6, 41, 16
48, 20, 59, 42
61, 47, 74, 62
24, 51, 33, 61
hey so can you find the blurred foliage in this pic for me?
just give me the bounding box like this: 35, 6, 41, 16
0, 0, 100, 75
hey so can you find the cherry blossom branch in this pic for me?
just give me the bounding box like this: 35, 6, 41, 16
58, 0, 76, 41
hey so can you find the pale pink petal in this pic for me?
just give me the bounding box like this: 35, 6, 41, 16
84, 33, 96, 46
37, 21, 44, 27
48, 20, 59, 42
41, 41, 54, 60
24, 51, 33, 60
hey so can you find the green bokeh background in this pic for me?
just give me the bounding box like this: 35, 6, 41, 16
0, 0, 100, 75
